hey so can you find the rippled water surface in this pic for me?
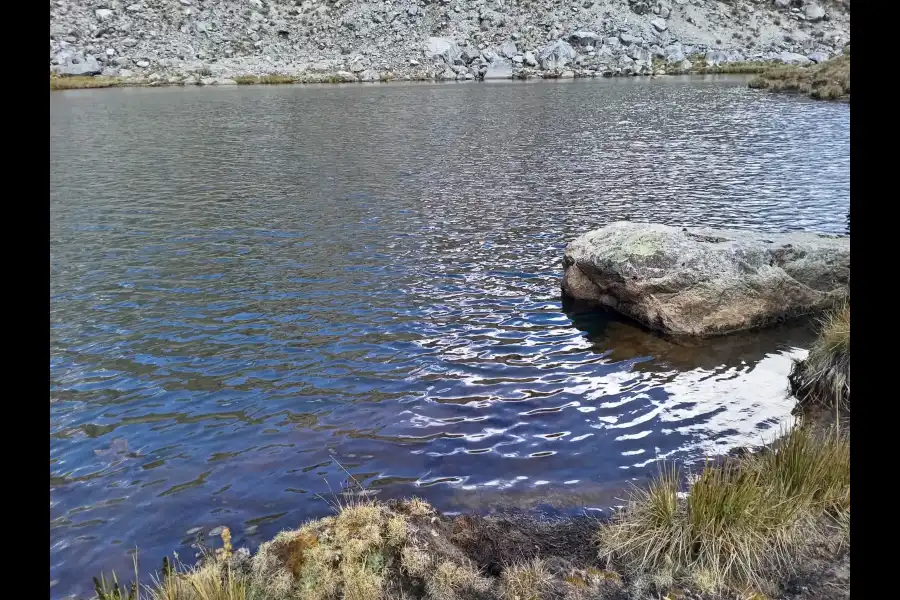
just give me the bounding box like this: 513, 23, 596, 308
50, 77, 849, 597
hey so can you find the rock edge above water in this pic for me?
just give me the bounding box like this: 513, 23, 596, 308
561, 221, 849, 337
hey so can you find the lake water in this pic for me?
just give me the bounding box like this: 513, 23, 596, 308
50, 77, 849, 598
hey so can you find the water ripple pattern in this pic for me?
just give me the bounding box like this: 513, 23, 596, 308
50, 77, 849, 598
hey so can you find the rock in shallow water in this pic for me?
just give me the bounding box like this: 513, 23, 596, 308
561, 222, 849, 337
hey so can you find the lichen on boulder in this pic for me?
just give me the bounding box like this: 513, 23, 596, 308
561, 222, 849, 337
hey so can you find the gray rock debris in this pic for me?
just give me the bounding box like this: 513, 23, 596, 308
48, 0, 850, 84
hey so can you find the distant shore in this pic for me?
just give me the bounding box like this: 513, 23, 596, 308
48, 58, 794, 91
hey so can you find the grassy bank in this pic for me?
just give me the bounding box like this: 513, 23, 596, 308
50, 75, 124, 90
233, 75, 299, 85
748, 53, 850, 101
89, 310, 850, 600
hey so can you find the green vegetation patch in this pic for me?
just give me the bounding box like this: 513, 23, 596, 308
749, 53, 850, 101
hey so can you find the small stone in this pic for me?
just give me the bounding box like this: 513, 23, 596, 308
95, 8, 113, 21
136, 59, 150, 68
651, 18, 668, 32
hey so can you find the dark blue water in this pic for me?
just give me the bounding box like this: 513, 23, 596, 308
50, 77, 849, 597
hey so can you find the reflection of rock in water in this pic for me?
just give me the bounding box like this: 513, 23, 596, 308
562, 294, 820, 373
846, 208, 850, 234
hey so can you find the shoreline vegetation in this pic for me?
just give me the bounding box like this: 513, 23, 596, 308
89, 307, 850, 600
749, 51, 850, 102
50, 57, 815, 91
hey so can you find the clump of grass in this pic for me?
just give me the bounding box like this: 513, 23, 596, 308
749, 53, 850, 101
151, 561, 257, 600
599, 426, 850, 594
753, 426, 850, 514
500, 558, 554, 600
789, 303, 850, 411
50, 75, 123, 90
233, 74, 298, 85
427, 559, 492, 600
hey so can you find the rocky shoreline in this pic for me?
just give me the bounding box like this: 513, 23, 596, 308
51, 0, 849, 87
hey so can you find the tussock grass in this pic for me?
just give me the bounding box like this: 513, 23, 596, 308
789, 303, 850, 411
499, 559, 554, 600
151, 562, 259, 600
427, 559, 492, 600
749, 53, 850, 101
233, 75, 298, 85
50, 75, 123, 90
599, 426, 850, 593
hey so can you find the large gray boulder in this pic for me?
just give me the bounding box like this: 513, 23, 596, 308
53, 53, 103, 76
482, 59, 512, 79
561, 222, 850, 337
569, 31, 602, 47
424, 37, 460, 64
500, 41, 518, 59
538, 40, 576, 70
805, 4, 826, 21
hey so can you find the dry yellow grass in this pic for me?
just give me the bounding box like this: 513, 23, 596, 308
232, 75, 298, 85
50, 75, 123, 90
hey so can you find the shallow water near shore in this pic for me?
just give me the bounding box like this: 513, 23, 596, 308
50, 76, 848, 597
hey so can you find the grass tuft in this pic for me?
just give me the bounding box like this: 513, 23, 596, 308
599, 426, 850, 593
500, 558, 554, 600
427, 559, 492, 600
789, 303, 850, 411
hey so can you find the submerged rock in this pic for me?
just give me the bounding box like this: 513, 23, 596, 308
561, 222, 849, 336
